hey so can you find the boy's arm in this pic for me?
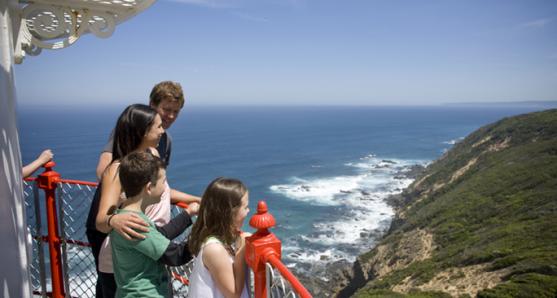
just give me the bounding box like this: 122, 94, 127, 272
155, 211, 193, 240
154, 210, 196, 266
170, 188, 201, 205
158, 242, 193, 266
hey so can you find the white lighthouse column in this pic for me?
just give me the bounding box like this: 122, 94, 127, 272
0, 0, 32, 296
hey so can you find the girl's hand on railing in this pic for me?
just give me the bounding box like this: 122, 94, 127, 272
110, 213, 149, 240
235, 232, 251, 251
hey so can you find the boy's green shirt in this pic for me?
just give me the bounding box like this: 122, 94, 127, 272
110, 210, 171, 298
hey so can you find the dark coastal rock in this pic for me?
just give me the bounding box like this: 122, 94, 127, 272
295, 259, 357, 297
381, 159, 396, 164
403, 164, 426, 179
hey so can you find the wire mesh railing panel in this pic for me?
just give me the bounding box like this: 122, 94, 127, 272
266, 263, 298, 298
58, 182, 96, 244
23, 180, 47, 295
168, 204, 195, 296
58, 181, 97, 298
168, 259, 194, 297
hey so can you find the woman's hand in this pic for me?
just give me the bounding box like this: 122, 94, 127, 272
110, 212, 149, 240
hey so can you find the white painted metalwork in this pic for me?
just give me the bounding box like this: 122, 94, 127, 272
14, 0, 156, 63
266, 262, 298, 298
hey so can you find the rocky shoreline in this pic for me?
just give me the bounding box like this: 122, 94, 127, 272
293, 163, 426, 297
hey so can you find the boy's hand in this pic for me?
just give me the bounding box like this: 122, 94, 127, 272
185, 202, 200, 215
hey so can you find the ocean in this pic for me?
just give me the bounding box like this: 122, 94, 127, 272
17, 103, 556, 275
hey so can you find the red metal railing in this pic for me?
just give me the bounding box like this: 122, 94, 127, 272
245, 201, 312, 298
24, 161, 312, 297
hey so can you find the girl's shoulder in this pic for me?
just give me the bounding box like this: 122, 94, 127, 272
202, 236, 223, 247
201, 237, 232, 265
201, 236, 229, 255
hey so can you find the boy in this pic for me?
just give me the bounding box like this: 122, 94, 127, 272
110, 151, 194, 298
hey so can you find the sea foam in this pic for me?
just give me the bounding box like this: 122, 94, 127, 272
270, 154, 426, 270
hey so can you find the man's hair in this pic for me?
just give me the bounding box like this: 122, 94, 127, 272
119, 151, 166, 198
149, 81, 185, 108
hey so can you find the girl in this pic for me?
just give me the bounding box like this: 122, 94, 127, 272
188, 177, 251, 298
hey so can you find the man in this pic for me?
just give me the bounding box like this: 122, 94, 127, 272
95, 81, 200, 205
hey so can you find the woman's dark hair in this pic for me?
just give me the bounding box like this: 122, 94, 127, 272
112, 104, 158, 162
188, 177, 248, 255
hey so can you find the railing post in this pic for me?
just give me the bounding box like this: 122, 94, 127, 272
245, 201, 281, 298
37, 161, 65, 298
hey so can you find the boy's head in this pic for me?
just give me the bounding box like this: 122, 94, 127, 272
149, 81, 184, 129
119, 151, 166, 203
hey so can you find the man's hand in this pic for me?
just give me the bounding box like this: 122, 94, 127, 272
185, 202, 200, 215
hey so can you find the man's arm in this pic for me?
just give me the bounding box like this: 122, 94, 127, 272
96, 152, 113, 181
170, 188, 201, 205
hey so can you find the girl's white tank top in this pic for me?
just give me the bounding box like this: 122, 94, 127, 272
188, 237, 249, 298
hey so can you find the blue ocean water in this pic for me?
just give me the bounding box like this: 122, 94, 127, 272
17, 104, 556, 271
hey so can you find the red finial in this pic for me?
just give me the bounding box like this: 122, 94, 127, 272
44, 161, 56, 170
249, 201, 276, 230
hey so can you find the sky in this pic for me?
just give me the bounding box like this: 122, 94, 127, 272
14, 0, 557, 107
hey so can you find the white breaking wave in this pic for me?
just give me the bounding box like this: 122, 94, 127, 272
442, 137, 464, 145
270, 154, 427, 267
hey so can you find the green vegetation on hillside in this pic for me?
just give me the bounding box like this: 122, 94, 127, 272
353, 109, 557, 297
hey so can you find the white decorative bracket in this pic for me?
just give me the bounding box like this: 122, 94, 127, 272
14, 0, 156, 64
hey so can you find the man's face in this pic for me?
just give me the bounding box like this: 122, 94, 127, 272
152, 99, 182, 129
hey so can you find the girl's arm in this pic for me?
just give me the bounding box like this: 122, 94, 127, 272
203, 237, 248, 298
22, 149, 53, 178
95, 163, 149, 239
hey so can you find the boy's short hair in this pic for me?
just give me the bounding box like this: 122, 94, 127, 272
119, 151, 166, 198
149, 81, 185, 108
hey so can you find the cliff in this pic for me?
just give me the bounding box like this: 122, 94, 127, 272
333, 109, 557, 297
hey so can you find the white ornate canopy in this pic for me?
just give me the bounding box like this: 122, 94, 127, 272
15, 0, 156, 63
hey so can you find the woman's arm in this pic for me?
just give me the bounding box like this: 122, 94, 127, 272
203, 237, 247, 298
95, 163, 149, 239
95, 152, 112, 181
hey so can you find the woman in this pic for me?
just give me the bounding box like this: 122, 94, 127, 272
86, 104, 170, 298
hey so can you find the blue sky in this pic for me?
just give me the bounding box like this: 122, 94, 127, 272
15, 0, 557, 106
